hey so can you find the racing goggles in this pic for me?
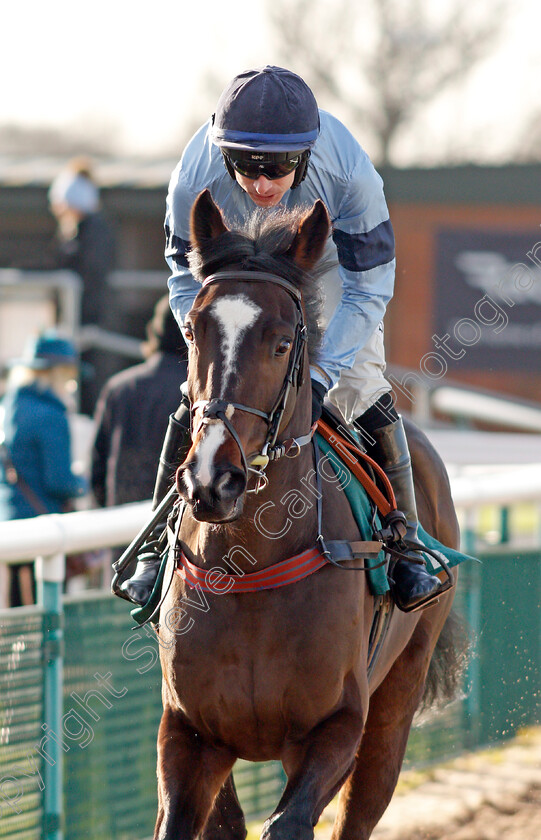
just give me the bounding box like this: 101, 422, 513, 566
224, 149, 302, 180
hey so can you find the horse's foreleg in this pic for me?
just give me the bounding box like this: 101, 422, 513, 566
261, 697, 364, 840
154, 706, 236, 840
200, 773, 247, 840
330, 620, 443, 840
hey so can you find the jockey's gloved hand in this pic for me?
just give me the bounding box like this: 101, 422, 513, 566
311, 379, 328, 425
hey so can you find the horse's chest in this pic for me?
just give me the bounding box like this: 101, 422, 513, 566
158, 573, 366, 754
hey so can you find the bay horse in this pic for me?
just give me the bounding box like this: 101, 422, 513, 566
154, 189, 463, 840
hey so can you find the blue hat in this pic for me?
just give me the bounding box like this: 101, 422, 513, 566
13, 330, 79, 369
211, 66, 320, 152
48, 171, 99, 214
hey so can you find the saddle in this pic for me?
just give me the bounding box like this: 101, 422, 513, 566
316, 405, 468, 588
114, 406, 463, 627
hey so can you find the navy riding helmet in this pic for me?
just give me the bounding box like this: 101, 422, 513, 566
211, 66, 320, 189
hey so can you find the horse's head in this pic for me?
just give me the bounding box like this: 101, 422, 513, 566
176, 190, 330, 523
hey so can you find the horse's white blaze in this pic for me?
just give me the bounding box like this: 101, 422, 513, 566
211, 295, 261, 387
194, 424, 227, 487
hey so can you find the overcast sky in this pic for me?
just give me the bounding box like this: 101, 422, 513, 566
2, 0, 540, 164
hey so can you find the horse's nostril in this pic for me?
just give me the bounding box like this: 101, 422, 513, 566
214, 468, 246, 502
176, 463, 245, 509
176, 464, 196, 500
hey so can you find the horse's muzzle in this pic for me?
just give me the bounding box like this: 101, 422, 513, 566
176, 462, 247, 523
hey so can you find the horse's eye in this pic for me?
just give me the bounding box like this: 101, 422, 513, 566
184, 326, 194, 343
275, 338, 292, 356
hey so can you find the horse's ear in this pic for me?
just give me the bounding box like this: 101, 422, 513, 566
190, 189, 229, 248
286, 200, 330, 272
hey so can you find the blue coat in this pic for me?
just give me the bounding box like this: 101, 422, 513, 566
0, 383, 88, 520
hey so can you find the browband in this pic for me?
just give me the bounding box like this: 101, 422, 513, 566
201, 270, 302, 303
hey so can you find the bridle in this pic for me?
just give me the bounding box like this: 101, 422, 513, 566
190, 270, 315, 493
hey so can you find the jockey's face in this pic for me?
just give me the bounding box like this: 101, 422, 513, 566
234, 171, 296, 208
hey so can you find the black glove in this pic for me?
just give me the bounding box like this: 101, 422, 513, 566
311, 379, 328, 425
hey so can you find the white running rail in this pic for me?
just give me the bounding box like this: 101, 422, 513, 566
1, 465, 541, 570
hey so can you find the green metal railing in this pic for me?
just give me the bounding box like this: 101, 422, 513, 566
0, 607, 44, 839
62, 595, 162, 840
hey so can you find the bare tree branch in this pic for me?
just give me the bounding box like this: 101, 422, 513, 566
264, 0, 509, 164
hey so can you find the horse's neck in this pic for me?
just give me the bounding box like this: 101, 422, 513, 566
184, 446, 318, 573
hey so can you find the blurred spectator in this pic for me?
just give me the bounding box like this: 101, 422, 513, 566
91, 296, 187, 512
48, 157, 116, 415
0, 330, 88, 606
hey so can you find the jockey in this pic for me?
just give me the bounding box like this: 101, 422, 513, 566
122, 65, 446, 612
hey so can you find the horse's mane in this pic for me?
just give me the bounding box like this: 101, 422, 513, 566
188, 206, 332, 362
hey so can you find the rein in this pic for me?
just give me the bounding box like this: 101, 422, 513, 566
192, 270, 313, 493
316, 419, 396, 515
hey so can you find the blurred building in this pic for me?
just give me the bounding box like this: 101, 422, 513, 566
381, 164, 541, 414
1, 158, 540, 417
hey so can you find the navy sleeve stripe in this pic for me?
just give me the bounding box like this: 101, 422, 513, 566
332, 220, 395, 273
165, 225, 190, 267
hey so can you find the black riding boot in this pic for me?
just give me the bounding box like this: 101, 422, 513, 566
120, 393, 191, 605
365, 416, 445, 612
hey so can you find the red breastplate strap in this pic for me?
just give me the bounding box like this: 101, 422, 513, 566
175, 546, 328, 594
